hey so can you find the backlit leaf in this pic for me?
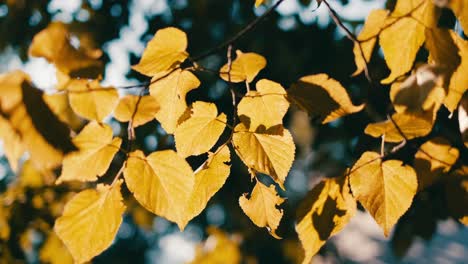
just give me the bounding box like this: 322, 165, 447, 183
380, 0, 438, 84
68, 80, 119, 122
232, 123, 295, 188
239, 180, 285, 237
288, 74, 364, 123
191, 227, 241, 264
237, 79, 289, 131
414, 138, 459, 190
43, 93, 83, 131
350, 152, 418, 236
40, 232, 73, 264
364, 110, 434, 142
175, 101, 227, 157
389, 65, 446, 113
220, 50, 266, 83
150, 69, 200, 133
353, 9, 389, 76
29, 22, 102, 84
132, 27, 189, 76
183, 145, 231, 226
124, 150, 194, 229
57, 122, 122, 183
114, 95, 159, 127
295, 176, 356, 264
54, 181, 126, 264
445, 31, 468, 112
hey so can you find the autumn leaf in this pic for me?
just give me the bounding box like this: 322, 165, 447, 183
54, 181, 126, 264
57, 122, 122, 183
444, 31, 468, 112
114, 95, 159, 127
364, 110, 435, 142
40, 232, 73, 264
349, 152, 418, 236
220, 50, 266, 83
124, 150, 194, 229
191, 227, 241, 264
232, 123, 295, 188
43, 93, 83, 131
255, 0, 267, 7
132, 27, 189, 76
150, 69, 201, 133
0, 71, 76, 170
288, 74, 364, 123
237, 79, 289, 131
353, 9, 389, 76
389, 64, 446, 113
379, 0, 439, 84
295, 176, 356, 264
414, 138, 459, 190
184, 145, 231, 226
0, 116, 24, 171
174, 101, 227, 157
239, 180, 285, 238
29, 22, 102, 83
68, 79, 119, 122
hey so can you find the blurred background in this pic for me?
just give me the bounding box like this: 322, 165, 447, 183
0, 0, 467, 263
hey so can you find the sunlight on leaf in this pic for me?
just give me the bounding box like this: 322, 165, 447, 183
114, 95, 159, 127
132, 27, 189, 77
288, 74, 364, 123
150, 69, 200, 133
174, 101, 227, 157
54, 181, 126, 264
237, 79, 289, 131
220, 50, 266, 83
239, 180, 285, 238
57, 122, 122, 183
232, 123, 295, 188
295, 176, 356, 264
124, 150, 194, 229
68, 79, 119, 122
350, 151, 418, 236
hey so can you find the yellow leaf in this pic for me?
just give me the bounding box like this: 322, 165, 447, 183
380, 0, 438, 84
184, 145, 231, 225
54, 181, 126, 264
220, 50, 267, 83
364, 110, 434, 142
40, 232, 73, 264
114, 95, 159, 127
295, 176, 356, 264
19, 160, 44, 188
132, 27, 189, 76
43, 93, 83, 131
449, 0, 468, 35
0, 116, 24, 171
353, 9, 389, 76
57, 122, 122, 183
349, 152, 418, 236
288, 74, 364, 123
425, 28, 460, 74
191, 227, 241, 264
445, 31, 468, 112
0, 205, 10, 240
150, 69, 201, 133
414, 138, 459, 190
174, 101, 226, 157
389, 65, 446, 113
237, 79, 289, 131
232, 123, 295, 188
68, 80, 119, 122
29, 22, 102, 82
124, 150, 194, 229
239, 180, 285, 237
